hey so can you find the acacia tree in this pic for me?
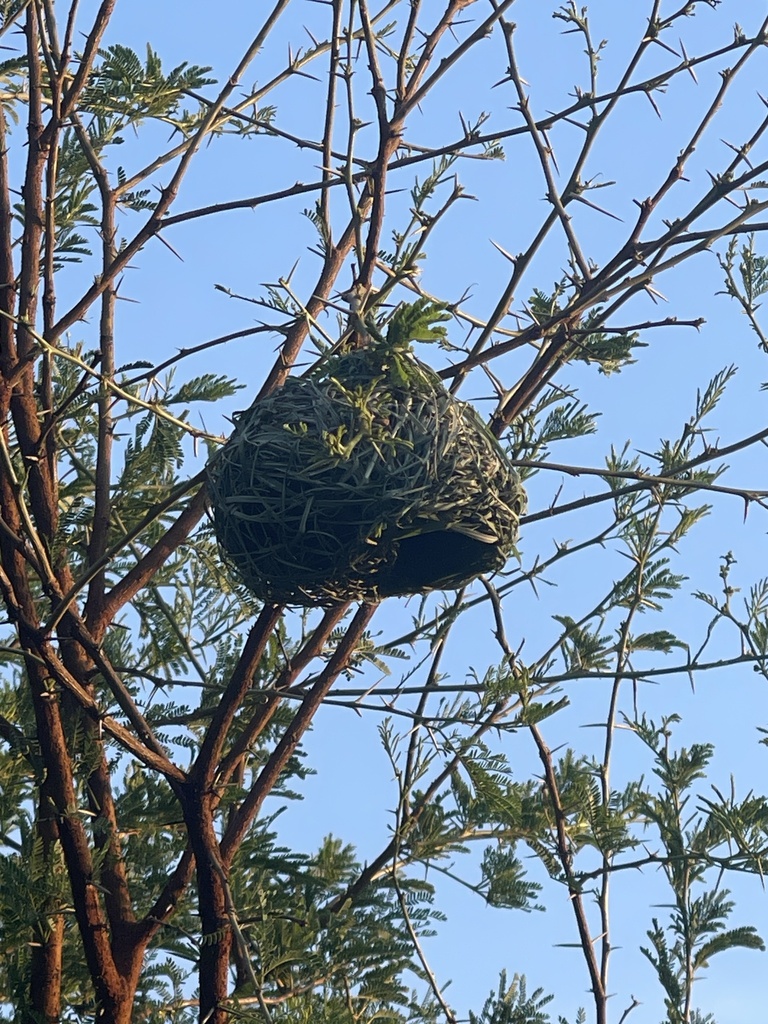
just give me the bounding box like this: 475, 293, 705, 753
1, 1, 768, 1022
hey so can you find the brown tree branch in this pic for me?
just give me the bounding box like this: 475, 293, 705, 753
255, 214, 361, 397
0, 108, 16, 380
93, 485, 209, 638
216, 604, 348, 788
39, 640, 186, 781
43, 470, 206, 635
221, 602, 377, 864
54, 0, 115, 129
12, 7, 58, 541
482, 578, 607, 1021
21, 640, 129, 1021
515, 458, 768, 507
192, 604, 283, 787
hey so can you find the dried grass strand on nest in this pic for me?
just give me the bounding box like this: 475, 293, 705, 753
207, 334, 526, 606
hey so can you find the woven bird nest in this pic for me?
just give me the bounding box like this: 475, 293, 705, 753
207, 338, 525, 605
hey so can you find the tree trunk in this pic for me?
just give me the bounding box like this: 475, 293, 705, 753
28, 912, 63, 1024
181, 786, 233, 1024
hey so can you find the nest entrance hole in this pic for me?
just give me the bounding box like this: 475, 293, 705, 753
377, 529, 498, 597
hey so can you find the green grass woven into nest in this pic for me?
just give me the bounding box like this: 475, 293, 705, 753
207, 343, 526, 605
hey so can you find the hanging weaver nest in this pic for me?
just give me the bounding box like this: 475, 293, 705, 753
207, 311, 526, 606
